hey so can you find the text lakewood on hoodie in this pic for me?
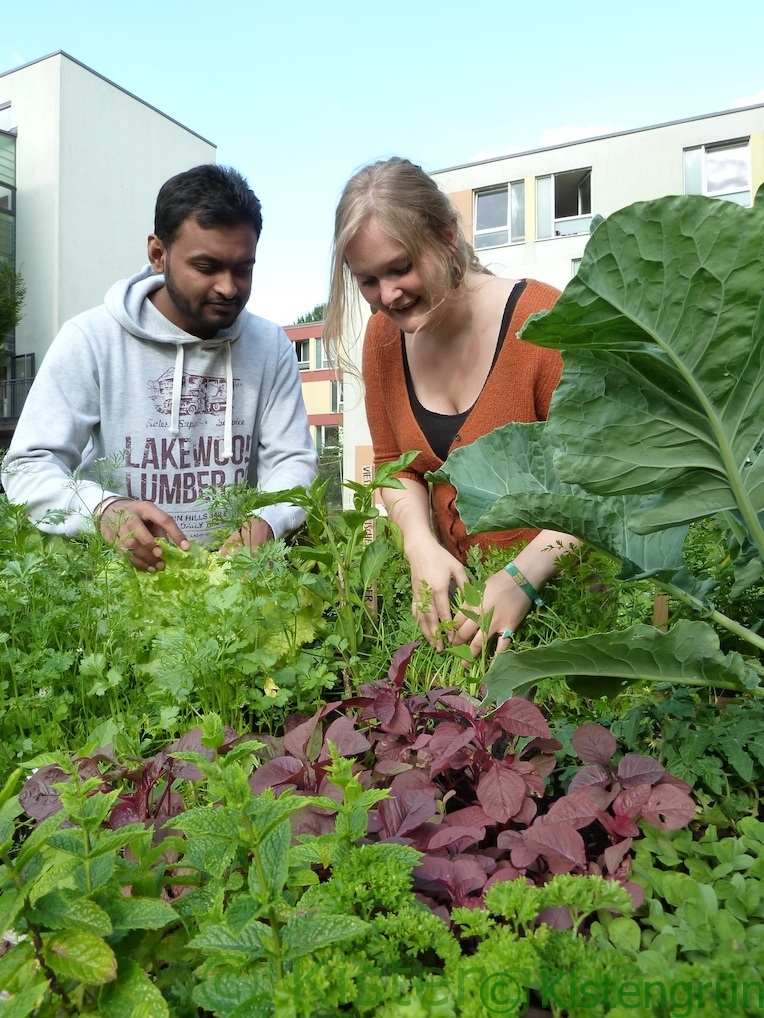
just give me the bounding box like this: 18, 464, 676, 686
2, 266, 318, 544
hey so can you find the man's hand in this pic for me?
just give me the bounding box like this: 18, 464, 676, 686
98, 498, 190, 571
219, 517, 274, 557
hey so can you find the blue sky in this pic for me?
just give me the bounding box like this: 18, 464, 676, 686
3, 0, 764, 325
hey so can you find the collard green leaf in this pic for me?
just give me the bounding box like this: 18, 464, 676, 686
431, 422, 692, 584
485, 620, 760, 704
520, 195, 764, 537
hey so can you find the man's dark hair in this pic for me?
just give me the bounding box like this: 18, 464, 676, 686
154, 164, 263, 243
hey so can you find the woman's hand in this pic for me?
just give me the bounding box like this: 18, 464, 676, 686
451, 530, 581, 658
451, 566, 532, 656
407, 538, 468, 650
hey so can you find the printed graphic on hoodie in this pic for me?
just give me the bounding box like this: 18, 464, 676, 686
149, 369, 242, 417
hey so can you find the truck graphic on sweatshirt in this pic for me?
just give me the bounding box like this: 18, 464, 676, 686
149, 369, 236, 417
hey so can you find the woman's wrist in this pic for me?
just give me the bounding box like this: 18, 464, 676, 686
504, 560, 544, 606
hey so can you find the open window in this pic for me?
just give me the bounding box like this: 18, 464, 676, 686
536, 168, 592, 239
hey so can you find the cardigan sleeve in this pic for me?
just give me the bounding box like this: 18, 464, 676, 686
362, 313, 424, 485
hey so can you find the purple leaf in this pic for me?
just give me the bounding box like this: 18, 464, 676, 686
568, 764, 610, 794
387, 641, 422, 688
378, 788, 437, 838
657, 772, 693, 794
603, 839, 633, 875
249, 756, 304, 795
545, 790, 600, 829
484, 866, 524, 891
428, 723, 477, 778
571, 723, 617, 765
19, 765, 68, 820
318, 717, 371, 761
492, 698, 551, 739
369, 687, 398, 724
612, 784, 651, 819
441, 805, 495, 829
425, 826, 485, 852
537, 906, 573, 929
476, 764, 526, 823
522, 825, 587, 874
381, 700, 414, 736
282, 714, 323, 762
610, 815, 641, 839
617, 754, 665, 788
641, 785, 697, 830
436, 694, 478, 719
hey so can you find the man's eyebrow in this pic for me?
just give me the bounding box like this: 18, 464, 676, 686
189, 254, 255, 267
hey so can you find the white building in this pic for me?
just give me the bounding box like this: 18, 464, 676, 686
0, 51, 216, 439
344, 103, 764, 492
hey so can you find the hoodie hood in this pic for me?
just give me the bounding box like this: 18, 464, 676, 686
104, 264, 245, 348
104, 265, 241, 456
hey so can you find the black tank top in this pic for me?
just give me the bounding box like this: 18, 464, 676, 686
402, 280, 526, 461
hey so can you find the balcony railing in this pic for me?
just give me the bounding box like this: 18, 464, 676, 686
1, 375, 34, 420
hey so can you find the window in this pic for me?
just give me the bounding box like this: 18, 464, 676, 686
331, 380, 344, 414
474, 182, 525, 248
536, 168, 592, 239
0, 104, 11, 132
315, 337, 333, 370
317, 425, 340, 453
684, 139, 750, 206
294, 339, 309, 369
571, 257, 582, 277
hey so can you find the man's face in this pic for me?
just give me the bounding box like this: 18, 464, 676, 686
147, 215, 257, 339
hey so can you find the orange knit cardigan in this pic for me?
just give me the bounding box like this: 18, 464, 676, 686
362, 279, 563, 563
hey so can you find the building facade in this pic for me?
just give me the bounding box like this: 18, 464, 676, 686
0, 51, 216, 440
343, 103, 764, 493
283, 320, 342, 455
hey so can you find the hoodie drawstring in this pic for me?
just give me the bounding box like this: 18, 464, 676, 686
170, 344, 184, 438
169, 341, 233, 461
223, 342, 233, 460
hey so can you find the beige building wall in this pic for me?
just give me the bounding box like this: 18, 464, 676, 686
433, 105, 764, 293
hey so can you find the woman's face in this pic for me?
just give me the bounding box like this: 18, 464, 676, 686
345, 216, 445, 331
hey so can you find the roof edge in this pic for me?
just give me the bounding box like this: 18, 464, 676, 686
0, 50, 216, 148
433, 102, 764, 175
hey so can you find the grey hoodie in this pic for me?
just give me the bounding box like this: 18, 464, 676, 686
2, 266, 318, 543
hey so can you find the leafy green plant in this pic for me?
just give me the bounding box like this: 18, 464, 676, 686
433, 193, 764, 701
611, 687, 764, 825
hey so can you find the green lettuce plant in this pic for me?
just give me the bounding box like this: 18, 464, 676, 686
432, 192, 764, 701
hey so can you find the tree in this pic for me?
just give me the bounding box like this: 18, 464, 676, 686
294, 302, 326, 325
0, 261, 26, 346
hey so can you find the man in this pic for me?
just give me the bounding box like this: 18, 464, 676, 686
2, 165, 318, 570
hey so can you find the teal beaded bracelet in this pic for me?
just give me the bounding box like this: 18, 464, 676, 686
504, 561, 544, 607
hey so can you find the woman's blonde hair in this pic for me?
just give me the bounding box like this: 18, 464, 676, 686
324, 157, 489, 372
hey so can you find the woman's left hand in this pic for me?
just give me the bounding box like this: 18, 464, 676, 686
451, 566, 532, 656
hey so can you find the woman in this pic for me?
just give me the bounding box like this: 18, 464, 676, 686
325, 157, 577, 656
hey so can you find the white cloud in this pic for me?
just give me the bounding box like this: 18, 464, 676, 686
538, 124, 623, 147
725, 89, 764, 110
